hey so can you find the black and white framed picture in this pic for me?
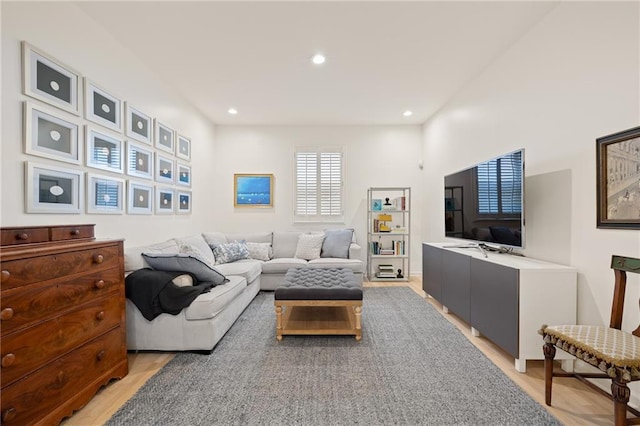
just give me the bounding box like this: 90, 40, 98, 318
24, 101, 81, 165
25, 161, 83, 214
127, 180, 153, 214
176, 134, 191, 161
125, 103, 152, 144
155, 153, 174, 184
84, 78, 122, 132
156, 187, 174, 214
154, 120, 175, 154
177, 190, 192, 214
22, 42, 81, 116
176, 162, 191, 187
126, 141, 154, 180
85, 126, 124, 174
87, 173, 124, 214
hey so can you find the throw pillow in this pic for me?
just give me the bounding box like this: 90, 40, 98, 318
321, 228, 353, 259
294, 233, 325, 260
141, 253, 227, 285
245, 242, 272, 261
178, 244, 216, 268
211, 241, 250, 265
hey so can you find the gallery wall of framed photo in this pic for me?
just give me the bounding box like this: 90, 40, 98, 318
21, 41, 192, 216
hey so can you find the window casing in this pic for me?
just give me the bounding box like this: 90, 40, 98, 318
294, 148, 344, 222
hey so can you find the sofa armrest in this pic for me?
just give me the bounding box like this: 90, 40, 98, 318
349, 243, 361, 260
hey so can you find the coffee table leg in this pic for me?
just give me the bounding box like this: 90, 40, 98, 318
355, 305, 362, 341
275, 304, 283, 341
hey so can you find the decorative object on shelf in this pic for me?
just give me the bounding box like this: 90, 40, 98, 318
127, 180, 153, 214
176, 134, 191, 161
155, 153, 174, 184
86, 173, 124, 214
382, 197, 395, 210
126, 141, 154, 180
177, 162, 191, 187
377, 214, 392, 232
397, 269, 403, 279
22, 41, 81, 115
125, 103, 152, 144
234, 174, 274, 208
85, 126, 124, 173
23, 101, 81, 165
156, 187, 174, 214
177, 190, 192, 214
154, 119, 175, 154
25, 161, 83, 214
596, 125, 640, 229
371, 198, 382, 211
84, 78, 122, 132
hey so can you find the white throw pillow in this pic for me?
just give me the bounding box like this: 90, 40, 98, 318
246, 242, 272, 261
294, 233, 325, 260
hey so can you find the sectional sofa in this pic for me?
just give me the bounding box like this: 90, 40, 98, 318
123, 230, 363, 351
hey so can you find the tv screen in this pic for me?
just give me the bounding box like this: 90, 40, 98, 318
444, 149, 525, 248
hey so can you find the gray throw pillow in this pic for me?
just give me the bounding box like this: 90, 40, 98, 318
321, 229, 354, 259
141, 253, 227, 285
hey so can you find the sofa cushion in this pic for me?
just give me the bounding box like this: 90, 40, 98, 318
308, 258, 364, 273
261, 258, 308, 274
321, 229, 353, 259
174, 234, 216, 267
272, 231, 301, 258
212, 242, 250, 264
213, 259, 262, 284
225, 232, 272, 244
294, 233, 325, 260
184, 275, 247, 320
124, 239, 179, 272
142, 253, 227, 285
245, 242, 272, 261
202, 232, 228, 248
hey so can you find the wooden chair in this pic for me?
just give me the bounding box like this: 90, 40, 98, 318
540, 255, 640, 426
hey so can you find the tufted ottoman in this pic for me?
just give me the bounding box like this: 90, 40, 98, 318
274, 268, 363, 341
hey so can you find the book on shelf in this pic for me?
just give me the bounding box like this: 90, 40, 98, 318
394, 196, 406, 211
378, 264, 394, 271
379, 249, 395, 255
376, 272, 397, 278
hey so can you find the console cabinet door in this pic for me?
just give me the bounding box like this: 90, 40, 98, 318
422, 244, 442, 301
470, 259, 519, 358
441, 250, 470, 322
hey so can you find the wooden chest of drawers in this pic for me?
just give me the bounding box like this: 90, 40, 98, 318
0, 225, 128, 425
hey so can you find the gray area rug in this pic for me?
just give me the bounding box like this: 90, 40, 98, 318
108, 288, 559, 425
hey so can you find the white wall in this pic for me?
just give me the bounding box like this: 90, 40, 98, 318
1, 2, 217, 246
422, 0, 640, 392
213, 125, 423, 273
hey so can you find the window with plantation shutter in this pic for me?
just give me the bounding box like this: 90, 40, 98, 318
295, 148, 344, 222
476, 150, 522, 215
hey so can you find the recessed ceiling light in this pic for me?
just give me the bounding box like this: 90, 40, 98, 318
228, 108, 238, 115
403, 110, 413, 117
311, 54, 326, 65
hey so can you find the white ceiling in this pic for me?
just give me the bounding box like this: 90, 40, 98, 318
75, 1, 558, 126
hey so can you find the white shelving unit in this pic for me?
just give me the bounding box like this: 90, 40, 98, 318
367, 187, 410, 282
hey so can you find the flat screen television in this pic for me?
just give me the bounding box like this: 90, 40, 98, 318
444, 149, 525, 249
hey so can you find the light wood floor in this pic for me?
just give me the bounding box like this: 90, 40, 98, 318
65, 278, 619, 425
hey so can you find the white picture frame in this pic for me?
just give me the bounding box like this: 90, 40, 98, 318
25, 161, 83, 214
176, 162, 191, 187
126, 141, 154, 180
176, 134, 191, 161
154, 120, 174, 154
24, 101, 81, 165
156, 187, 174, 214
85, 126, 124, 174
22, 41, 81, 116
177, 190, 192, 214
127, 180, 153, 215
125, 103, 152, 144
86, 173, 124, 214
155, 153, 174, 184
84, 78, 122, 132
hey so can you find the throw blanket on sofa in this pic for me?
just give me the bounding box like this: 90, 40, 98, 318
126, 268, 216, 321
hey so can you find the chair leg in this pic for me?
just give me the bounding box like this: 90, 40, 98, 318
543, 342, 556, 406
611, 378, 630, 426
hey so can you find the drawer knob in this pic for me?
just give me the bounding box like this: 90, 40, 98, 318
2, 353, 16, 368
56, 370, 65, 385
94, 280, 105, 289
2, 407, 16, 422
71, 229, 80, 236
93, 254, 104, 264
1, 308, 14, 321
17, 233, 29, 241
1, 270, 10, 282
96, 311, 105, 321
97, 350, 106, 361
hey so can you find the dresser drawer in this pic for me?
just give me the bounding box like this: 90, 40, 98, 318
1, 296, 123, 387
50, 225, 94, 241
0, 244, 120, 290
0, 227, 49, 246
1, 267, 122, 336
0, 327, 125, 425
